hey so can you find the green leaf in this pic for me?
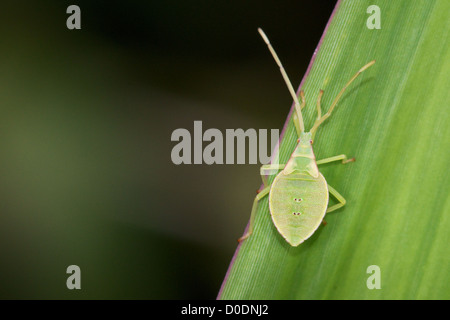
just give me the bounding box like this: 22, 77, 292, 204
219, 0, 449, 299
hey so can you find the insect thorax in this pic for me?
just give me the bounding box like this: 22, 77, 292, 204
283, 132, 319, 178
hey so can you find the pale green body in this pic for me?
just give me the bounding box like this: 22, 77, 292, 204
238, 29, 375, 247
269, 132, 329, 246
241, 130, 351, 247
270, 173, 328, 246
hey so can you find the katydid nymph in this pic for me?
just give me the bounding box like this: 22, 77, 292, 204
238, 28, 375, 247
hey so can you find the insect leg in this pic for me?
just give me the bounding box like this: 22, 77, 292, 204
238, 186, 271, 243
260, 164, 285, 187
316, 89, 324, 120
299, 90, 306, 110
310, 60, 375, 136
316, 154, 355, 165
326, 184, 347, 213
239, 162, 285, 242
260, 164, 285, 176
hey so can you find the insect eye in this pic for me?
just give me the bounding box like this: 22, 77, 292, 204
310, 140, 313, 144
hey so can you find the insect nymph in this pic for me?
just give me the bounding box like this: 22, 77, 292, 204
238, 29, 375, 246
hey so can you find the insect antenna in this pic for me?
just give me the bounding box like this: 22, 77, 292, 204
258, 28, 305, 133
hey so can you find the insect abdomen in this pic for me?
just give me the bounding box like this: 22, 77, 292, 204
269, 172, 329, 246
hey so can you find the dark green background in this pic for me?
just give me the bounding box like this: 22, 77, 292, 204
0, 1, 335, 298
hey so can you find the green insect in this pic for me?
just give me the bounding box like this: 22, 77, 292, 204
238, 28, 375, 247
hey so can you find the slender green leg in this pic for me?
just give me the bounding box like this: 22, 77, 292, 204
261, 163, 286, 175
239, 163, 286, 242
322, 180, 347, 225
238, 186, 271, 242
310, 60, 376, 136
316, 89, 324, 120
299, 90, 306, 110
326, 184, 347, 213
316, 154, 355, 165
317, 156, 351, 214
260, 163, 285, 186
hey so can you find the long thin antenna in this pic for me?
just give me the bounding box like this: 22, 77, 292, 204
258, 28, 304, 133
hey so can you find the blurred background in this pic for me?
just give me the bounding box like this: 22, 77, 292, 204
0, 0, 335, 298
